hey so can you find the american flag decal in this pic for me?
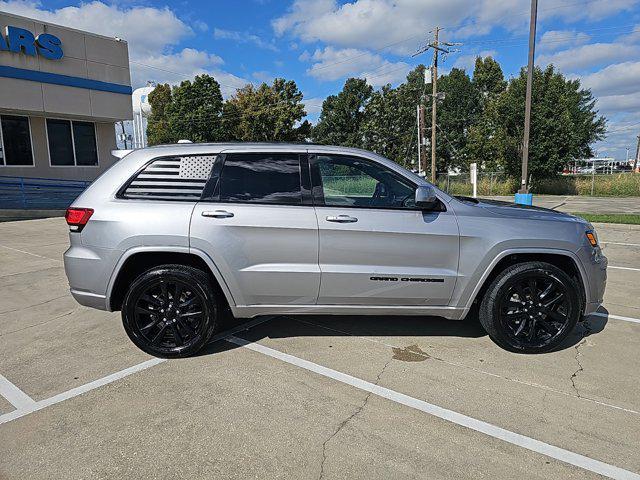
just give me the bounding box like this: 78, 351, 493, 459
123, 155, 216, 200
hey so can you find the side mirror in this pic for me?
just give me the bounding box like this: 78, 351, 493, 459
415, 185, 439, 210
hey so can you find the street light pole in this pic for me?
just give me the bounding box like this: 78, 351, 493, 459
520, 0, 538, 193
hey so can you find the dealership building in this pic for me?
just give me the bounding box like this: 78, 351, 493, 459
0, 11, 132, 184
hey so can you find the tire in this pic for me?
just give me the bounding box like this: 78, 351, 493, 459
478, 261, 580, 353
122, 264, 219, 358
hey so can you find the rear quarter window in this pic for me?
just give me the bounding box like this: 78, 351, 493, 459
120, 155, 217, 201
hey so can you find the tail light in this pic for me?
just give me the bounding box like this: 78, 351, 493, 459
65, 208, 93, 232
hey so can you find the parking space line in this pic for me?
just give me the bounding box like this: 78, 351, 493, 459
592, 312, 640, 324
227, 334, 640, 480
0, 317, 274, 426
0, 244, 62, 262
0, 374, 37, 410
609, 265, 640, 272
603, 242, 640, 247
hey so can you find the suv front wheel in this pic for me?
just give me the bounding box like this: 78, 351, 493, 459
122, 265, 219, 358
479, 261, 581, 353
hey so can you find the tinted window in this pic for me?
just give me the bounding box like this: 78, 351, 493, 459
47, 119, 75, 166
219, 153, 302, 205
314, 155, 415, 209
1, 115, 33, 166
73, 121, 98, 166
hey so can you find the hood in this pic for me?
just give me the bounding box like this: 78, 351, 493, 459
454, 196, 587, 223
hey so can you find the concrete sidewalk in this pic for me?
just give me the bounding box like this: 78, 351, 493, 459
480, 195, 640, 214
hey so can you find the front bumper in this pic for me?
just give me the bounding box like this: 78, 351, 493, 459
576, 245, 607, 315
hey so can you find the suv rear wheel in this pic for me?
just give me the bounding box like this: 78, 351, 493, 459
479, 261, 580, 353
122, 264, 219, 358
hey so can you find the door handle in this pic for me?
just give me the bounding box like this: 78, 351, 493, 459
202, 210, 234, 218
326, 214, 358, 223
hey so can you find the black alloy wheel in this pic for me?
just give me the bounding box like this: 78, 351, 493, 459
122, 265, 218, 357
479, 262, 581, 353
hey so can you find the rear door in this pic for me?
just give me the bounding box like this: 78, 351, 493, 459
311, 153, 459, 306
190, 151, 320, 306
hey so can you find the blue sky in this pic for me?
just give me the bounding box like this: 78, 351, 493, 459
2, 0, 639, 159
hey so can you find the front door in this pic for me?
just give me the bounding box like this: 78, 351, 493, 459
311, 154, 459, 306
190, 151, 320, 306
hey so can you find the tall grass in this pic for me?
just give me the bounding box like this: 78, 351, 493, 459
438, 174, 640, 197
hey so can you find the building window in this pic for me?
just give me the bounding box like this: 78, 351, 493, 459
47, 119, 98, 166
0, 115, 34, 166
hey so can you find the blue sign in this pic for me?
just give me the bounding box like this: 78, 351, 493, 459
0, 26, 63, 61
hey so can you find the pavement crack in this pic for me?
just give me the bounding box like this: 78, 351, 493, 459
570, 321, 592, 398
318, 358, 392, 480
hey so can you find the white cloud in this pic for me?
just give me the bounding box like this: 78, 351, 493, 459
453, 50, 497, 71
213, 28, 278, 52
0, 0, 252, 94
304, 46, 410, 86
273, 0, 640, 54
537, 42, 640, 72
580, 61, 640, 97
539, 30, 590, 53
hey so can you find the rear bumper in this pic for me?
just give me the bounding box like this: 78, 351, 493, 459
64, 243, 120, 311
70, 289, 109, 310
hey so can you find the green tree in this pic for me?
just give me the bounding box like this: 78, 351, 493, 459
146, 83, 174, 146
222, 78, 310, 141
431, 67, 482, 171
360, 65, 428, 169
313, 78, 373, 147
493, 65, 606, 180
472, 56, 506, 100
166, 74, 225, 143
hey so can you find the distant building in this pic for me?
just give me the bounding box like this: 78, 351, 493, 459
0, 11, 132, 183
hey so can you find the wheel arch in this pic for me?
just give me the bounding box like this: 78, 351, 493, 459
107, 247, 236, 312
464, 249, 588, 315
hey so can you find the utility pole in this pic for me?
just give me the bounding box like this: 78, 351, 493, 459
419, 104, 427, 174
520, 0, 539, 193
430, 26, 440, 184
413, 27, 461, 183
633, 135, 640, 173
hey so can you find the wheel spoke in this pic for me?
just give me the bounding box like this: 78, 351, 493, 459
547, 310, 568, 323
179, 310, 203, 318
527, 279, 538, 300
140, 294, 161, 307
537, 319, 558, 334
513, 316, 529, 336
136, 306, 156, 316
543, 292, 564, 309
160, 282, 169, 302
174, 283, 183, 302
151, 324, 167, 345
179, 295, 198, 309
140, 317, 160, 331
170, 324, 183, 345
177, 319, 196, 337
539, 281, 555, 300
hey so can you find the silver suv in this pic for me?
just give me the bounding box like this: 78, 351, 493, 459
63, 143, 607, 357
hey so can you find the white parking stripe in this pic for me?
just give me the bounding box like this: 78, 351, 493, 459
228, 335, 640, 480
0, 374, 37, 410
609, 265, 640, 272
603, 242, 640, 247
592, 312, 640, 324
0, 244, 62, 262
0, 317, 274, 426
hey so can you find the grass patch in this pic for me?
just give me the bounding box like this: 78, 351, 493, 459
570, 213, 640, 225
